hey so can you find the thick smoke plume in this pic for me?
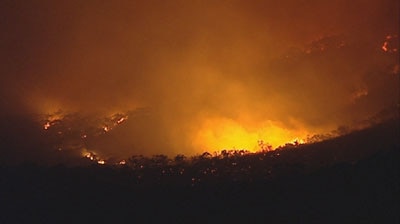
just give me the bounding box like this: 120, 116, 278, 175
0, 0, 398, 164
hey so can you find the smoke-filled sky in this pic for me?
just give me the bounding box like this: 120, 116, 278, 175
0, 0, 398, 164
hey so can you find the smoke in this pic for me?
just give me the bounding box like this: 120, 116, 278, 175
0, 0, 398, 164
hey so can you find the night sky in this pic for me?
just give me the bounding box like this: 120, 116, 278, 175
0, 0, 398, 164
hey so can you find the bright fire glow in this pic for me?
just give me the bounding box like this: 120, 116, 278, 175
116, 117, 127, 124
82, 150, 96, 161
43, 122, 51, 130
382, 42, 389, 52
42, 112, 64, 130
82, 149, 108, 164
382, 34, 398, 53
193, 118, 309, 152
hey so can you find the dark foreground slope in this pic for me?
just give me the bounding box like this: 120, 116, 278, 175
0, 120, 399, 223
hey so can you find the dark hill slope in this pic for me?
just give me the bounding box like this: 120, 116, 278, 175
0, 119, 399, 223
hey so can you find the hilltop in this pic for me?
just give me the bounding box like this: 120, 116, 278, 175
0, 119, 399, 223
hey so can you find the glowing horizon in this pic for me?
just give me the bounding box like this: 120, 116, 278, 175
0, 0, 398, 164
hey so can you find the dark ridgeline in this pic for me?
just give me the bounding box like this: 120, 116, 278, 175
0, 119, 399, 223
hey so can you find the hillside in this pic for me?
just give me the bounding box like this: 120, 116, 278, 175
0, 119, 399, 223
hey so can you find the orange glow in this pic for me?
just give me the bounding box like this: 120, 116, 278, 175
43, 122, 51, 130
42, 112, 64, 129
97, 160, 105, 165
350, 87, 368, 102
291, 138, 305, 145
82, 150, 96, 161
193, 118, 310, 152
382, 41, 389, 52
116, 117, 127, 124
382, 34, 399, 53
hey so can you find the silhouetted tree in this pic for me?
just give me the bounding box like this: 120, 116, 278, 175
201, 152, 212, 159
128, 155, 148, 169
174, 154, 186, 165
151, 154, 169, 167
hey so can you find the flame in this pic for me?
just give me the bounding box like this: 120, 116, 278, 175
382, 41, 389, 52
116, 117, 127, 124
291, 138, 305, 145
84, 153, 95, 161
42, 111, 64, 130
193, 118, 309, 152
43, 122, 51, 130
381, 34, 398, 53
82, 150, 97, 161
81, 149, 109, 164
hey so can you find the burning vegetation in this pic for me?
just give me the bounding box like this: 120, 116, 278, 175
1, 32, 397, 166
31, 118, 400, 187
39, 109, 314, 166
1, 118, 398, 223
381, 34, 398, 53
39, 111, 130, 163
